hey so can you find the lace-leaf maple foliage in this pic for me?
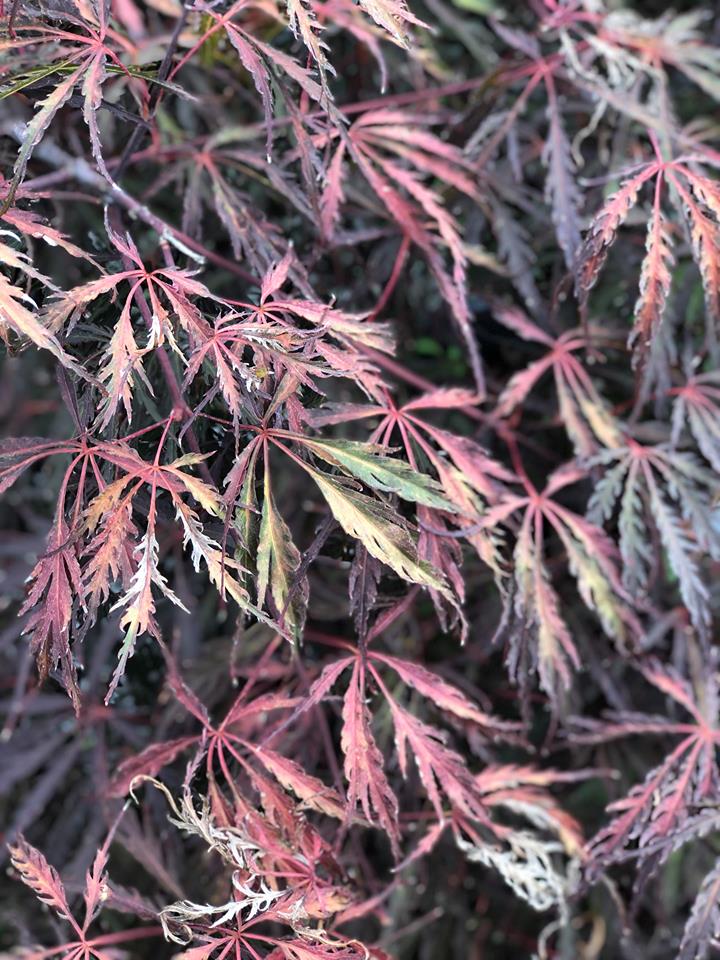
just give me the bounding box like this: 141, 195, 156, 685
2, 1, 720, 958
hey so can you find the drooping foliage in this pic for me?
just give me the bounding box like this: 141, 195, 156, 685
2, 1, 720, 958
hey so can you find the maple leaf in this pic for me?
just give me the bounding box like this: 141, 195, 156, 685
341, 660, 400, 855
474, 765, 585, 859
493, 304, 623, 456
110, 650, 346, 825
0, 436, 74, 495
318, 110, 486, 391
43, 225, 217, 425
136, 778, 361, 951
572, 659, 720, 874
276, 644, 519, 853
0, 7, 145, 207
8, 835, 75, 924
671, 370, 720, 472
5, 0, 720, 951
307, 387, 512, 632
467, 26, 586, 282
577, 150, 720, 368
1, 424, 243, 705
19, 511, 84, 713
185, 258, 393, 432
172, 131, 311, 279
486, 464, 636, 702
171, 0, 326, 155
544, 75, 582, 274
204, 255, 394, 406
285, 0, 333, 82
87, 441, 276, 699
588, 440, 720, 629
280, 0, 427, 90
6, 419, 279, 706
0, 176, 99, 261
82, 499, 138, 622
226, 411, 457, 604
8, 829, 159, 958
309, 470, 449, 593
559, 7, 720, 106
109, 527, 189, 697
295, 437, 456, 510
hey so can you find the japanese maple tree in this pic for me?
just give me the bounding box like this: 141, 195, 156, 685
2, 1, 720, 959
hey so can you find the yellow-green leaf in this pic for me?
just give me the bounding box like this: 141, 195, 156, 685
309, 469, 449, 594
293, 437, 457, 511
257, 471, 307, 639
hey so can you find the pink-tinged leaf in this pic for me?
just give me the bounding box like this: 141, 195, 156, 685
577, 163, 658, 301
511, 515, 579, 702
349, 544, 381, 640
109, 736, 199, 797
254, 747, 346, 819
20, 514, 83, 713
8, 836, 73, 923
341, 662, 400, 854
83, 501, 138, 623
671, 373, 720, 472
251, 34, 325, 105
394, 819, 449, 872
222, 691, 300, 730
387, 697, 490, 826
475, 764, 586, 856
82, 845, 109, 934
638, 659, 705, 725
371, 653, 519, 738
222, 25, 275, 149
348, 133, 485, 393
417, 505, 467, 640
1, 206, 96, 263
353, 0, 426, 46
334, 887, 394, 929
0, 436, 68, 495
108, 527, 189, 701
261, 250, 295, 304
81, 51, 108, 175
497, 353, 555, 417
491, 303, 554, 346
402, 387, 482, 411
674, 173, 720, 329
269, 939, 370, 960
543, 462, 588, 497
286, 0, 332, 78
169, 944, 219, 960
43, 272, 135, 334
321, 142, 346, 241
630, 201, 674, 366
417, 423, 516, 495
577, 662, 720, 871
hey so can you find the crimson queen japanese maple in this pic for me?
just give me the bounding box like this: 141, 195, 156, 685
2, 1, 720, 958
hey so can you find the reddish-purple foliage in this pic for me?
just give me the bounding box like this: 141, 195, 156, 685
2, 2, 720, 959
